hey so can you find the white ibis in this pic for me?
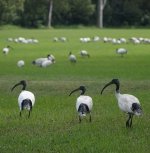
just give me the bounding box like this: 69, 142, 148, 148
32, 54, 54, 66
68, 52, 77, 63
101, 79, 142, 128
69, 86, 93, 122
2, 45, 13, 55
80, 50, 90, 58
17, 60, 25, 67
11, 80, 35, 118
41, 60, 53, 67
116, 48, 127, 57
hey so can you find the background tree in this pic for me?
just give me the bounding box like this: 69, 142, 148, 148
47, 0, 53, 28
0, 0, 25, 25
68, 0, 95, 25
21, 0, 49, 28
97, 0, 107, 28
0, 0, 150, 28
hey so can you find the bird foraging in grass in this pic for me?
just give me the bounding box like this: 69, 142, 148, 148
2, 45, 13, 55
116, 48, 127, 57
11, 80, 35, 118
32, 54, 55, 67
69, 86, 93, 123
101, 79, 142, 128
17, 60, 25, 67
80, 50, 90, 58
68, 52, 77, 63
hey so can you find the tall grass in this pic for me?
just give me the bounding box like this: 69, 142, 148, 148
0, 28, 150, 153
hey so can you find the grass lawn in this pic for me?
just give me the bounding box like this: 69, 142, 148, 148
0, 27, 150, 153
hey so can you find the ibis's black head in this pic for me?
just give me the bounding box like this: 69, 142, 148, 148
11, 80, 27, 91
69, 86, 86, 96
47, 54, 50, 58
101, 79, 120, 94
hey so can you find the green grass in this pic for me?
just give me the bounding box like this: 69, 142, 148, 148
0, 27, 150, 153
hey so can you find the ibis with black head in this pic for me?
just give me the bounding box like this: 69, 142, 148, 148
11, 80, 35, 118
101, 79, 142, 128
69, 86, 93, 123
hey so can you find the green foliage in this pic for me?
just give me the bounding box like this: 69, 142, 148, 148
0, 0, 150, 27
53, 0, 95, 26
0, 0, 25, 25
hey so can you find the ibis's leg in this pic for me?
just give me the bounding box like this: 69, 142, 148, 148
129, 114, 133, 127
79, 115, 81, 123
28, 106, 32, 118
20, 105, 23, 117
89, 113, 92, 122
126, 114, 131, 128
20, 111, 22, 117
28, 110, 30, 118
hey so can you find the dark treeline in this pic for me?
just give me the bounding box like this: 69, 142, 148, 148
0, 0, 150, 28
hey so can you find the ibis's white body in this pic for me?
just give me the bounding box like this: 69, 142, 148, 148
115, 92, 141, 116
33, 58, 48, 66
116, 48, 127, 56
76, 95, 93, 114
41, 60, 52, 67
60, 37, 67, 42
80, 50, 89, 57
80, 37, 91, 43
116, 48, 127, 54
3, 47, 9, 55
69, 54, 76, 63
120, 38, 127, 43
33, 55, 55, 66
18, 90, 35, 111
17, 60, 25, 67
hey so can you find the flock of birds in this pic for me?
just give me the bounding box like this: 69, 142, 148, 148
11, 79, 142, 128
8, 37, 39, 44
68, 50, 90, 63
79, 36, 150, 44
2, 35, 147, 128
2, 44, 92, 67
3, 35, 150, 67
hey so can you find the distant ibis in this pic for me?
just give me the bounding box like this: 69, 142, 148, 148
32, 54, 54, 67
2, 45, 13, 55
17, 60, 25, 67
116, 48, 127, 57
80, 50, 90, 58
68, 52, 77, 63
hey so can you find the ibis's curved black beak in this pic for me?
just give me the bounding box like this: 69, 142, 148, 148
101, 81, 113, 94
69, 88, 80, 96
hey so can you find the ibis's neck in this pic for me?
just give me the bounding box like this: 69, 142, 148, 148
115, 83, 120, 93
80, 90, 85, 95
22, 85, 26, 90
115, 91, 121, 101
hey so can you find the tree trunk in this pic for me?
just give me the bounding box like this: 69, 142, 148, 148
97, 0, 107, 28
48, 0, 53, 28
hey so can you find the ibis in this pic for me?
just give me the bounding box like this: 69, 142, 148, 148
69, 86, 93, 122
116, 48, 127, 57
80, 50, 90, 58
32, 54, 53, 66
69, 52, 77, 63
2, 45, 13, 55
101, 79, 142, 128
11, 80, 35, 118
17, 60, 25, 67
